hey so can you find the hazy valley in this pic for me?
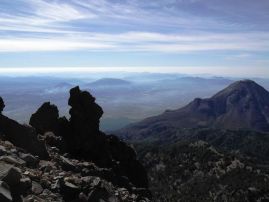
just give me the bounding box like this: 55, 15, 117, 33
1, 73, 269, 132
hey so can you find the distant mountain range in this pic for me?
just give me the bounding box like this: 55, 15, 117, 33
116, 80, 269, 140
87, 78, 132, 87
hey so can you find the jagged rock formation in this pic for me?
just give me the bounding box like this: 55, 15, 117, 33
0, 87, 151, 201
29, 87, 148, 189
29, 102, 60, 135
116, 80, 269, 140
66, 86, 110, 165
0, 104, 48, 159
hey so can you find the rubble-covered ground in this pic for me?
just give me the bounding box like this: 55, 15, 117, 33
0, 138, 150, 202
137, 140, 269, 202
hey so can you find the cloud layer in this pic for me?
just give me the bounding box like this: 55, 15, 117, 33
0, 0, 268, 77
0, 0, 269, 52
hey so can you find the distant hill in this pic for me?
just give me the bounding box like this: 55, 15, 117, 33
116, 80, 269, 139
88, 78, 132, 87
54, 82, 73, 88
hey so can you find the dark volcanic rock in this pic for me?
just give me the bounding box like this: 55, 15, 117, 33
0, 114, 48, 159
19, 153, 39, 168
107, 135, 148, 188
26, 86, 149, 189
65, 87, 148, 188
58, 156, 76, 171
0, 97, 4, 114
29, 102, 59, 135
59, 179, 80, 201
31, 181, 43, 195
65, 86, 111, 166
0, 181, 12, 202
0, 162, 22, 188
0, 89, 151, 201
69, 86, 103, 134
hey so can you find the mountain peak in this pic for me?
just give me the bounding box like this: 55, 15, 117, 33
227, 79, 259, 89
117, 80, 269, 137
212, 79, 268, 100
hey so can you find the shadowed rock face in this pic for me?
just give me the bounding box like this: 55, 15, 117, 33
106, 135, 148, 188
0, 97, 48, 159
0, 97, 4, 114
0, 116, 48, 159
69, 86, 103, 134
66, 86, 148, 188
29, 102, 59, 135
66, 86, 111, 166
29, 87, 149, 188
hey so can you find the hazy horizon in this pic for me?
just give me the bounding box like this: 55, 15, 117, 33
0, 67, 268, 79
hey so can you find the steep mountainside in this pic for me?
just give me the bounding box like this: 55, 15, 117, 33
113, 80, 269, 201
116, 80, 269, 140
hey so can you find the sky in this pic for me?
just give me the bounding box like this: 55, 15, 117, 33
0, 0, 269, 77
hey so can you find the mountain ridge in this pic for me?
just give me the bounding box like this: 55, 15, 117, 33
88, 78, 132, 87
116, 80, 269, 140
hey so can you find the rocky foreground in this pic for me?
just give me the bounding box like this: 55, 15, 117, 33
137, 140, 269, 202
0, 87, 151, 202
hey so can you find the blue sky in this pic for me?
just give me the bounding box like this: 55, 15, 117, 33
0, 0, 269, 77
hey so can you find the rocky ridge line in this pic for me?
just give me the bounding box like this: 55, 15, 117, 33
0, 86, 150, 202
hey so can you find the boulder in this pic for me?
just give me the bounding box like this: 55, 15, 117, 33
60, 179, 80, 200
31, 181, 43, 195
0, 113, 49, 159
59, 156, 76, 171
19, 178, 32, 194
19, 153, 39, 168
0, 155, 26, 166
0, 181, 12, 202
87, 187, 113, 202
0, 162, 22, 187
42, 132, 62, 148
29, 102, 59, 135
0, 145, 7, 155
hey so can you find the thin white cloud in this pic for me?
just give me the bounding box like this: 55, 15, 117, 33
28, 0, 94, 22
0, 0, 268, 54
0, 38, 114, 52
0, 31, 268, 52
0, 0, 242, 34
